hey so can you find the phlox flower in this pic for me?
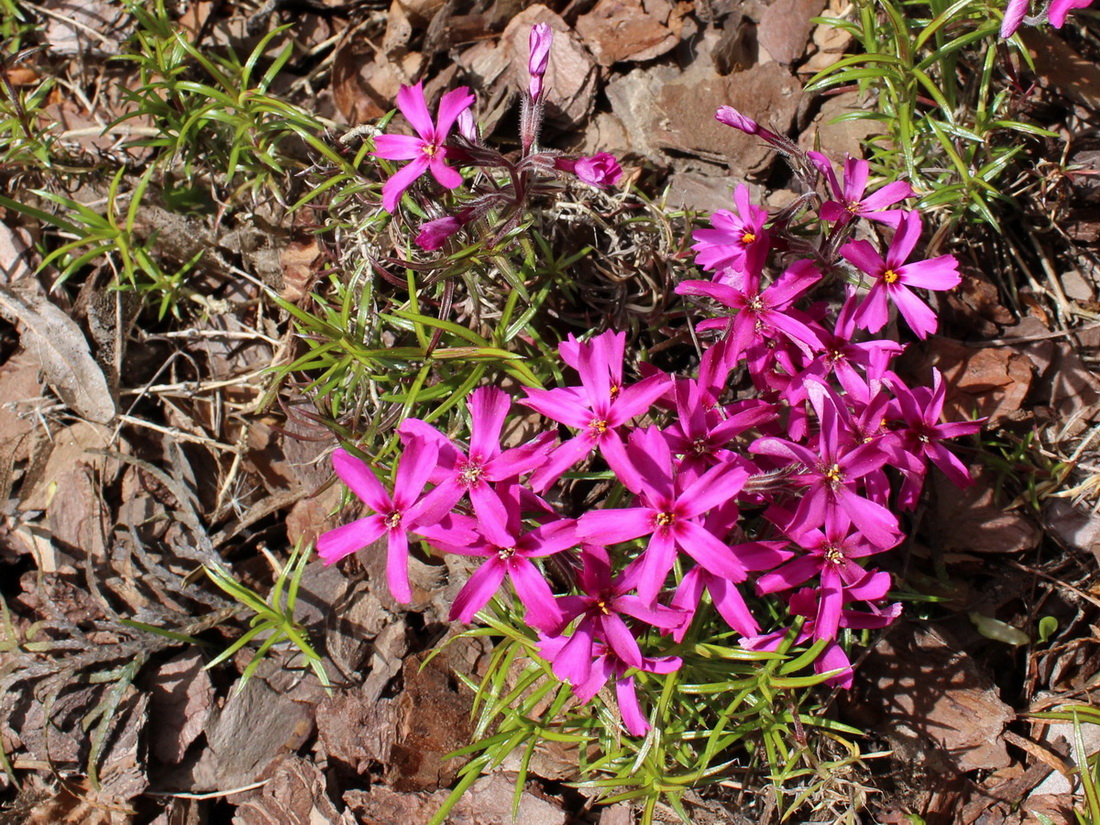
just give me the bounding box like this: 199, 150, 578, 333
555, 153, 623, 188
691, 183, 771, 278
521, 330, 671, 492
756, 510, 897, 641
527, 23, 553, 101
317, 442, 463, 603
415, 215, 464, 250
1050, 0, 1094, 26
670, 527, 790, 640
794, 289, 904, 399
752, 384, 901, 549
430, 484, 577, 632
886, 368, 983, 509
840, 212, 961, 340
741, 573, 900, 688
400, 386, 555, 529
808, 151, 913, 228
1001, 0, 1093, 36
538, 634, 681, 736
677, 258, 824, 366
549, 546, 685, 686
373, 81, 475, 213
577, 426, 751, 605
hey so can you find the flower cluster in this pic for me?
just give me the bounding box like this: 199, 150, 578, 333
369, 23, 622, 246
323, 30, 983, 737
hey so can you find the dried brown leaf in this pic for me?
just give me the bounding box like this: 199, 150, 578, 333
0, 285, 115, 424
233, 756, 356, 825
928, 464, 1042, 556
758, 0, 824, 64
147, 650, 214, 765
851, 623, 1015, 774
575, 0, 680, 66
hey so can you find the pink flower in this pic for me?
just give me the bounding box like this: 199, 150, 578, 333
1000, 0, 1030, 36
577, 426, 751, 605
428, 486, 576, 632
549, 546, 685, 685
690, 184, 771, 277
808, 152, 914, 228
538, 634, 681, 736
372, 81, 475, 213
555, 153, 623, 188
317, 443, 454, 603
528, 23, 553, 100
1050, 0, 1094, 26
520, 330, 671, 492
839, 212, 961, 339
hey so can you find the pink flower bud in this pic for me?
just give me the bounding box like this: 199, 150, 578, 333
715, 106, 760, 135
556, 153, 623, 189
415, 216, 463, 250
528, 23, 553, 101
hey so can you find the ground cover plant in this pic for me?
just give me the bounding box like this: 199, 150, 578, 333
0, 0, 1099, 824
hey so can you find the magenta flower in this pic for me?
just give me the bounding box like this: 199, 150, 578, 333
317, 443, 448, 603
741, 574, 900, 688
1050, 0, 1094, 26
528, 23, 553, 100
887, 368, 983, 508
399, 386, 554, 528
757, 510, 896, 641
538, 635, 681, 736
372, 81, 475, 213
577, 426, 751, 605
554, 153, 623, 188
671, 535, 790, 640
549, 546, 684, 686
691, 183, 771, 277
751, 387, 901, 549
1002, 0, 1094, 35
430, 486, 577, 632
678, 258, 824, 364
839, 212, 961, 339
808, 152, 914, 228
521, 331, 671, 492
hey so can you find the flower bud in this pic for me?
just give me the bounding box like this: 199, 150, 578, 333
415, 216, 463, 250
555, 153, 623, 189
528, 23, 553, 101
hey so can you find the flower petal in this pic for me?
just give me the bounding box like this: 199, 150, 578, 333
396, 81, 435, 140
332, 449, 390, 512
316, 515, 385, 564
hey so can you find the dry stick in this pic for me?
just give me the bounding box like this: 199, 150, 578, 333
1005, 558, 1100, 610
965, 319, 1100, 346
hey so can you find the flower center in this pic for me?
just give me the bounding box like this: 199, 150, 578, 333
823, 463, 843, 487
589, 418, 608, 434
421, 141, 440, 158
824, 544, 844, 564
747, 296, 764, 313
692, 437, 709, 455
459, 461, 483, 487
882, 268, 900, 284
595, 598, 611, 615
385, 511, 402, 529
740, 231, 756, 245
655, 511, 675, 527
497, 546, 516, 561
845, 199, 862, 213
